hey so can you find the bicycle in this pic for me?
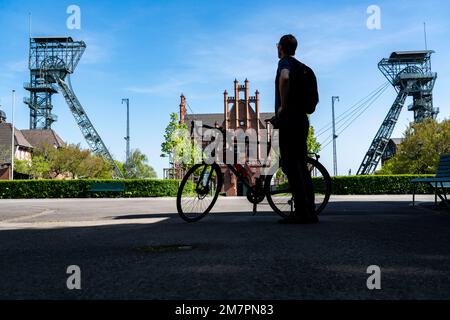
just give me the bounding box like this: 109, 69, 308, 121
176, 123, 332, 223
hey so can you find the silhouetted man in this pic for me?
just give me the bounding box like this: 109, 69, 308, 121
274, 34, 319, 224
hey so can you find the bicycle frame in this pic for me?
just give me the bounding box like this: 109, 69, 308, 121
197, 122, 322, 194
225, 162, 254, 190
222, 154, 320, 192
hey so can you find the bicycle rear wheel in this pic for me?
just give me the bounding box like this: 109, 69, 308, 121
265, 157, 331, 218
177, 163, 223, 223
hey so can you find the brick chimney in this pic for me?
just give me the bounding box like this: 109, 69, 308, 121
179, 94, 187, 125
234, 79, 239, 128
224, 90, 229, 130
255, 90, 260, 160
245, 79, 250, 127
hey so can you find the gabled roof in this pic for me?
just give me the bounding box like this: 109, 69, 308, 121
184, 112, 275, 131
259, 112, 276, 123
21, 129, 65, 149
390, 138, 404, 145
0, 123, 33, 165
185, 113, 224, 127
0, 123, 33, 148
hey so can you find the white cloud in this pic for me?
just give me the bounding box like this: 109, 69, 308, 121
76, 32, 115, 65
126, 4, 436, 96
126, 78, 195, 96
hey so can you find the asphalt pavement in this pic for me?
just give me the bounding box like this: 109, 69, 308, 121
0, 195, 449, 300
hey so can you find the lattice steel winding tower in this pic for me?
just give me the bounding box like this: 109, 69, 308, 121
357, 51, 438, 175
24, 37, 123, 177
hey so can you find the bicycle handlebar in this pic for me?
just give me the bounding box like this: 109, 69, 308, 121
190, 121, 225, 135
200, 123, 226, 134
195, 121, 320, 159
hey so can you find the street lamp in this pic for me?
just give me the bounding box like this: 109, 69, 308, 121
11, 90, 16, 181
332, 96, 340, 177
122, 98, 130, 164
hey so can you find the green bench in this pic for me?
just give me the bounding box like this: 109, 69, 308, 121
89, 182, 126, 194
412, 154, 450, 208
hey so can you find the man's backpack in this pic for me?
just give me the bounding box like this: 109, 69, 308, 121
291, 59, 319, 115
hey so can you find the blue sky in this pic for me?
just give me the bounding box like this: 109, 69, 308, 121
0, 0, 449, 177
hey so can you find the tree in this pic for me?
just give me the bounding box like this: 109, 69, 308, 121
307, 126, 321, 154
0, 144, 10, 165
58, 144, 91, 178
162, 112, 321, 168
77, 154, 113, 179
161, 112, 202, 169
115, 160, 125, 176
380, 119, 450, 174
161, 113, 185, 159
15, 156, 49, 179
54, 144, 114, 179
124, 149, 157, 179
15, 143, 114, 179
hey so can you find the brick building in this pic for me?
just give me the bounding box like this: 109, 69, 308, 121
178, 79, 275, 196
0, 107, 64, 180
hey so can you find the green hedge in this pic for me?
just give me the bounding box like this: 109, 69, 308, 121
0, 179, 193, 199
330, 175, 435, 195
0, 175, 437, 199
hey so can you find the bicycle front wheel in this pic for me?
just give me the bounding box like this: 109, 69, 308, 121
265, 157, 332, 218
177, 163, 223, 223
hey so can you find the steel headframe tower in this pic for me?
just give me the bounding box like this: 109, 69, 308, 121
25, 37, 85, 129
357, 50, 438, 175
24, 37, 123, 177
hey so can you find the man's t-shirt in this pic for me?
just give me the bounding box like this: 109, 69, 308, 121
275, 56, 318, 125
275, 57, 293, 115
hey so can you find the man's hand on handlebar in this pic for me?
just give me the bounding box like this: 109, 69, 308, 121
268, 114, 281, 129
201, 124, 226, 134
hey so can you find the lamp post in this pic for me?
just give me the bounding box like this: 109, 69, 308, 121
122, 98, 130, 164
332, 96, 340, 177
11, 90, 16, 181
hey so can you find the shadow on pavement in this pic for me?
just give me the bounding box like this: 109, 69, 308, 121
0, 199, 449, 300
